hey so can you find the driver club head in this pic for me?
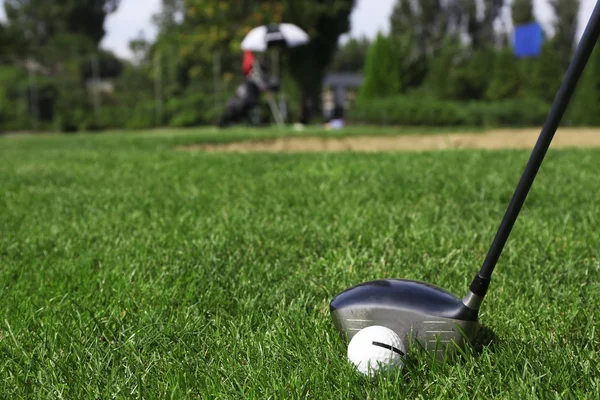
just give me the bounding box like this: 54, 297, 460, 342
329, 279, 480, 359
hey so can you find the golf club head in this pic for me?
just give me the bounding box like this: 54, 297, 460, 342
330, 279, 480, 359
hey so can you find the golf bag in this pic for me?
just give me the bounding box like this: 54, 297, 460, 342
217, 78, 280, 128
218, 52, 284, 127
217, 80, 262, 127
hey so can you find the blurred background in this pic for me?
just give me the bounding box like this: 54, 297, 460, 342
0, 0, 597, 133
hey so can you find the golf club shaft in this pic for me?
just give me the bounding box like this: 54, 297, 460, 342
470, 1, 600, 298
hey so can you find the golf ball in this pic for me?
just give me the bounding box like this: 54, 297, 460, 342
347, 325, 406, 376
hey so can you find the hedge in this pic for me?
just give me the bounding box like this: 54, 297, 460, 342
350, 95, 551, 127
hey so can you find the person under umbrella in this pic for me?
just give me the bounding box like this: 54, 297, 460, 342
218, 23, 309, 128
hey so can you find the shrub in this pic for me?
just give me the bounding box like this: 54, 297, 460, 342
426, 39, 467, 100
0, 66, 51, 132
352, 95, 465, 126
486, 48, 523, 101
526, 42, 564, 103
358, 33, 402, 101
126, 100, 157, 129
166, 91, 221, 127
350, 95, 550, 127
566, 36, 600, 126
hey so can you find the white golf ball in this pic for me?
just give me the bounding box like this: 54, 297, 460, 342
347, 325, 406, 376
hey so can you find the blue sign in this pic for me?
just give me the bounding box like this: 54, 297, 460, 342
513, 22, 544, 58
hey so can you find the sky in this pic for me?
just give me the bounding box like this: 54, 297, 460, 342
0, 0, 597, 60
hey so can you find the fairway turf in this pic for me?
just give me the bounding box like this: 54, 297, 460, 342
1, 130, 599, 398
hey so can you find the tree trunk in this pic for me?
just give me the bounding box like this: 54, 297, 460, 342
299, 91, 315, 124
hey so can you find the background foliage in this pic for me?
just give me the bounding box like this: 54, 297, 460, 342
0, 0, 597, 132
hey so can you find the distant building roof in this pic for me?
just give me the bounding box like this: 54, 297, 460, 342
323, 72, 363, 87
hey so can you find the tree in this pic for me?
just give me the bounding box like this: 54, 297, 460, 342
462, 48, 497, 99
511, 0, 534, 26
389, 0, 453, 88
426, 38, 484, 100
80, 50, 124, 80
152, 0, 185, 33
390, 0, 451, 57
281, 0, 356, 123
129, 31, 153, 66
426, 38, 494, 101
2, 1, 124, 132
549, 0, 579, 70
152, 0, 355, 123
486, 47, 522, 100
331, 37, 370, 72
358, 33, 402, 100
390, 0, 415, 36
527, 42, 563, 103
66, 0, 121, 44
155, 0, 282, 87
462, 0, 505, 49
567, 40, 600, 125
0, 64, 29, 131
170, 0, 281, 62
3, 0, 121, 57
0, 23, 11, 59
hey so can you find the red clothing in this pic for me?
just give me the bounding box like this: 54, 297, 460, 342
242, 51, 255, 76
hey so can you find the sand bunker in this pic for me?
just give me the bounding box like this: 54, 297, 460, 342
178, 128, 600, 153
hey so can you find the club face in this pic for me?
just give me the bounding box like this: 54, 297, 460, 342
330, 279, 480, 359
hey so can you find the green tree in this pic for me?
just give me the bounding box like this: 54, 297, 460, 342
462, 0, 505, 49
154, 0, 285, 93
511, 0, 534, 26
3, 0, 121, 52
0, 12, 26, 59
486, 47, 522, 100
166, 0, 282, 69
358, 33, 402, 100
152, 0, 185, 33
426, 37, 494, 101
42, 33, 97, 66
527, 42, 563, 103
389, 0, 453, 88
282, 0, 356, 123
2, 1, 125, 132
567, 41, 600, 125
390, 0, 414, 36
426, 38, 464, 99
331, 37, 370, 72
152, 0, 355, 123
461, 48, 496, 99
549, 0, 579, 70
80, 50, 124, 80
390, 0, 450, 56
129, 32, 152, 66
0, 23, 9, 59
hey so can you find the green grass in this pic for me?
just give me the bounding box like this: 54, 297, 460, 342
1, 129, 599, 399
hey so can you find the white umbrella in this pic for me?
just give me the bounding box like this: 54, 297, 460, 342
241, 23, 310, 52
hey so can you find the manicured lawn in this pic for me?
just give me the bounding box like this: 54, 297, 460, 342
1, 129, 598, 398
